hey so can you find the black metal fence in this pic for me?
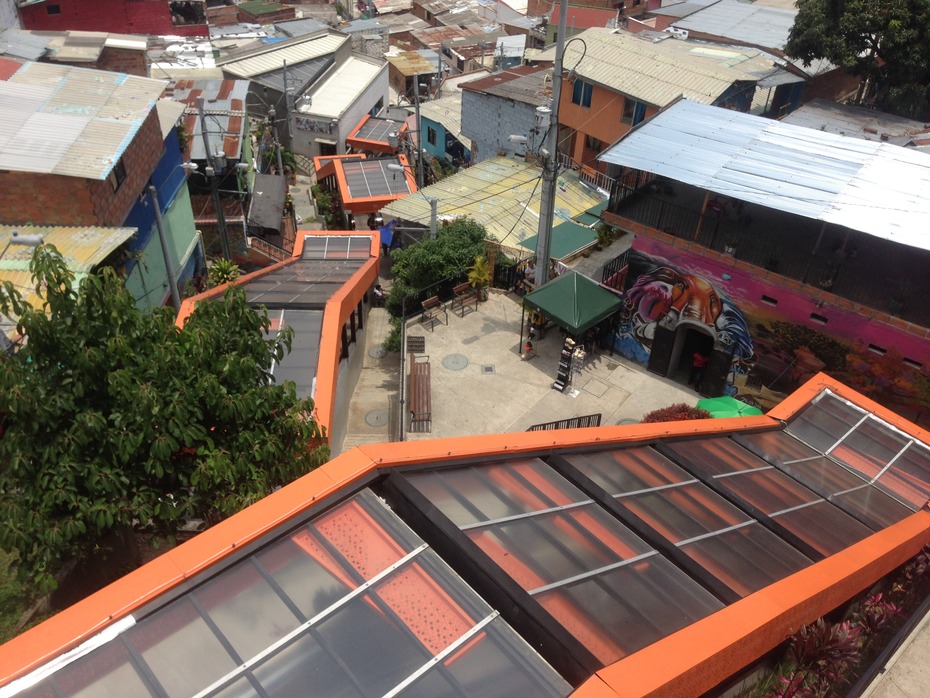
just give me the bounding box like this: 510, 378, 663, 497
602, 249, 631, 290
527, 414, 602, 431
493, 261, 519, 291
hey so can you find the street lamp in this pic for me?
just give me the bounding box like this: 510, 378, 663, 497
387, 162, 438, 239
0, 231, 44, 260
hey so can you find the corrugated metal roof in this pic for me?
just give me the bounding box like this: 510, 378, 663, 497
169, 79, 249, 160
460, 65, 549, 105
275, 18, 330, 37
217, 33, 345, 78
303, 56, 384, 119
417, 92, 471, 151
781, 98, 930, 147
380, 156, 605, 247
669, 0, 834, 77
0, 225, 136, 339
155, 99, 186, 140
386, 50, 440, 77
0, 62, 164, 179
536, 27, 782, 106
0, 28, 50, 61
597, 100, 930, 252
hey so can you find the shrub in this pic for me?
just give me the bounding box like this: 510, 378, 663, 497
641, 403, 712, 423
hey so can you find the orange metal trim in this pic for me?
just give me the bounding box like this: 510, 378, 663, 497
311, 232, 380, 435
312, 153, 367, 182
768, 372, 930, 445
333, 154, 417, 215
345, 115, 409, 155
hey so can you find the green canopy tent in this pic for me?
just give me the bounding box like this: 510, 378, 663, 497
520, 221, 597, 261
520, 270, 623, 349
696, 396, 764, 418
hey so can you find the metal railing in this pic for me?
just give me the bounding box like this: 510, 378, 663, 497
556, 152, 616, 193
527, 413, 602, 431
601, 249, 630, 290
248, 236, 290, 262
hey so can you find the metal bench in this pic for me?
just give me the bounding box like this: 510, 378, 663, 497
421, 295, 447, 331
408, 355, 431, 432
450, 281, 479, 316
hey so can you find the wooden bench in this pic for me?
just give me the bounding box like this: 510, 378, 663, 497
450, 281, 479, 316
408, 355, 431, 432
421, 295, 447, 331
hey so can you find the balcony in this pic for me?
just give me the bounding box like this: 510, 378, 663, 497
603, 173, 930, 329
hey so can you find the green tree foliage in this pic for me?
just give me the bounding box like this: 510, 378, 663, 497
785, 0, 930, 117
386, 218, 488, 315
0, 246, 327, 591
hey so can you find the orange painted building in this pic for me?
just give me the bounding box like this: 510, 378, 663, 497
2, 373, 930, 696
540, 28, 791, 176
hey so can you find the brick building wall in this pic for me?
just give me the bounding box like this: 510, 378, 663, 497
19, 0, 207, 37
96, 47, 148, 78
0, 109, 165, 226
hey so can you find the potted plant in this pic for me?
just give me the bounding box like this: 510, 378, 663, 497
467, 255, 491, 301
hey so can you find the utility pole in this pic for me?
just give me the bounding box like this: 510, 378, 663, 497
149, 186, 181, 310
413, 75, 424, 189
534, 0, 569, 287
197, 96, 232, 260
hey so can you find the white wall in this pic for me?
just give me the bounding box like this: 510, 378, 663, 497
0, 0, 21, 29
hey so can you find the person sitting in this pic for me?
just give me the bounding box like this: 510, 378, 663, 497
372, 284, 385, 307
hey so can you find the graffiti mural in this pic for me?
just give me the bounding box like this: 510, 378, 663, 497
614, 249, 753, 382
617, 239, 930, 423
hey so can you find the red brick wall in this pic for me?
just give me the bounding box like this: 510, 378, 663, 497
96, 48, 148, 78
19, 0, 207, 37
803, 68, 860, 103
0, 110, 164, 226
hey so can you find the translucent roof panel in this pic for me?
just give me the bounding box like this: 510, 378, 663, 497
404, 459, 724, 665
786, 391, 930, 509
264, 309, 322, 399
342, 159, 413, 199
301, 234, 371, 260
18, 490, 570, 698
353, 116, 404, 143
237, 257, 367, 309
564, 448, 812, 598
734, 431, 913, 530
651, 439, 873, 557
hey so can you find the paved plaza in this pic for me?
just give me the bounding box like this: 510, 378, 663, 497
340, 288, 698, 453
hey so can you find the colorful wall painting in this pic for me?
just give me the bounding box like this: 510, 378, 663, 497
616, 239, 930, 422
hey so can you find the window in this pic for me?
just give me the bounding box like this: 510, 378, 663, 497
427, 126, 438, 147
46, 3, 61, 13
622, 97, 647, 126
107, 158, 127, 192
584, 134, 602, 152
571, 79, 593, 108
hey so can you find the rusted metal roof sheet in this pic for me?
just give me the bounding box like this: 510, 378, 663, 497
0, 62, 165, 180
169, 79, 249, 161
536, 27, 783, 107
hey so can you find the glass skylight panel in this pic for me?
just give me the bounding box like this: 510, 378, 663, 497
565, 448, 810, 598
736, 433, 912, 529
785, 390, 866, 452
661, 438, 872, 555
16, 490, 569, 698
405, 459, 723, 665
875, 443, 930, 508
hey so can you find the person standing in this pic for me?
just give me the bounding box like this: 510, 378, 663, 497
689, 351, 709, 389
